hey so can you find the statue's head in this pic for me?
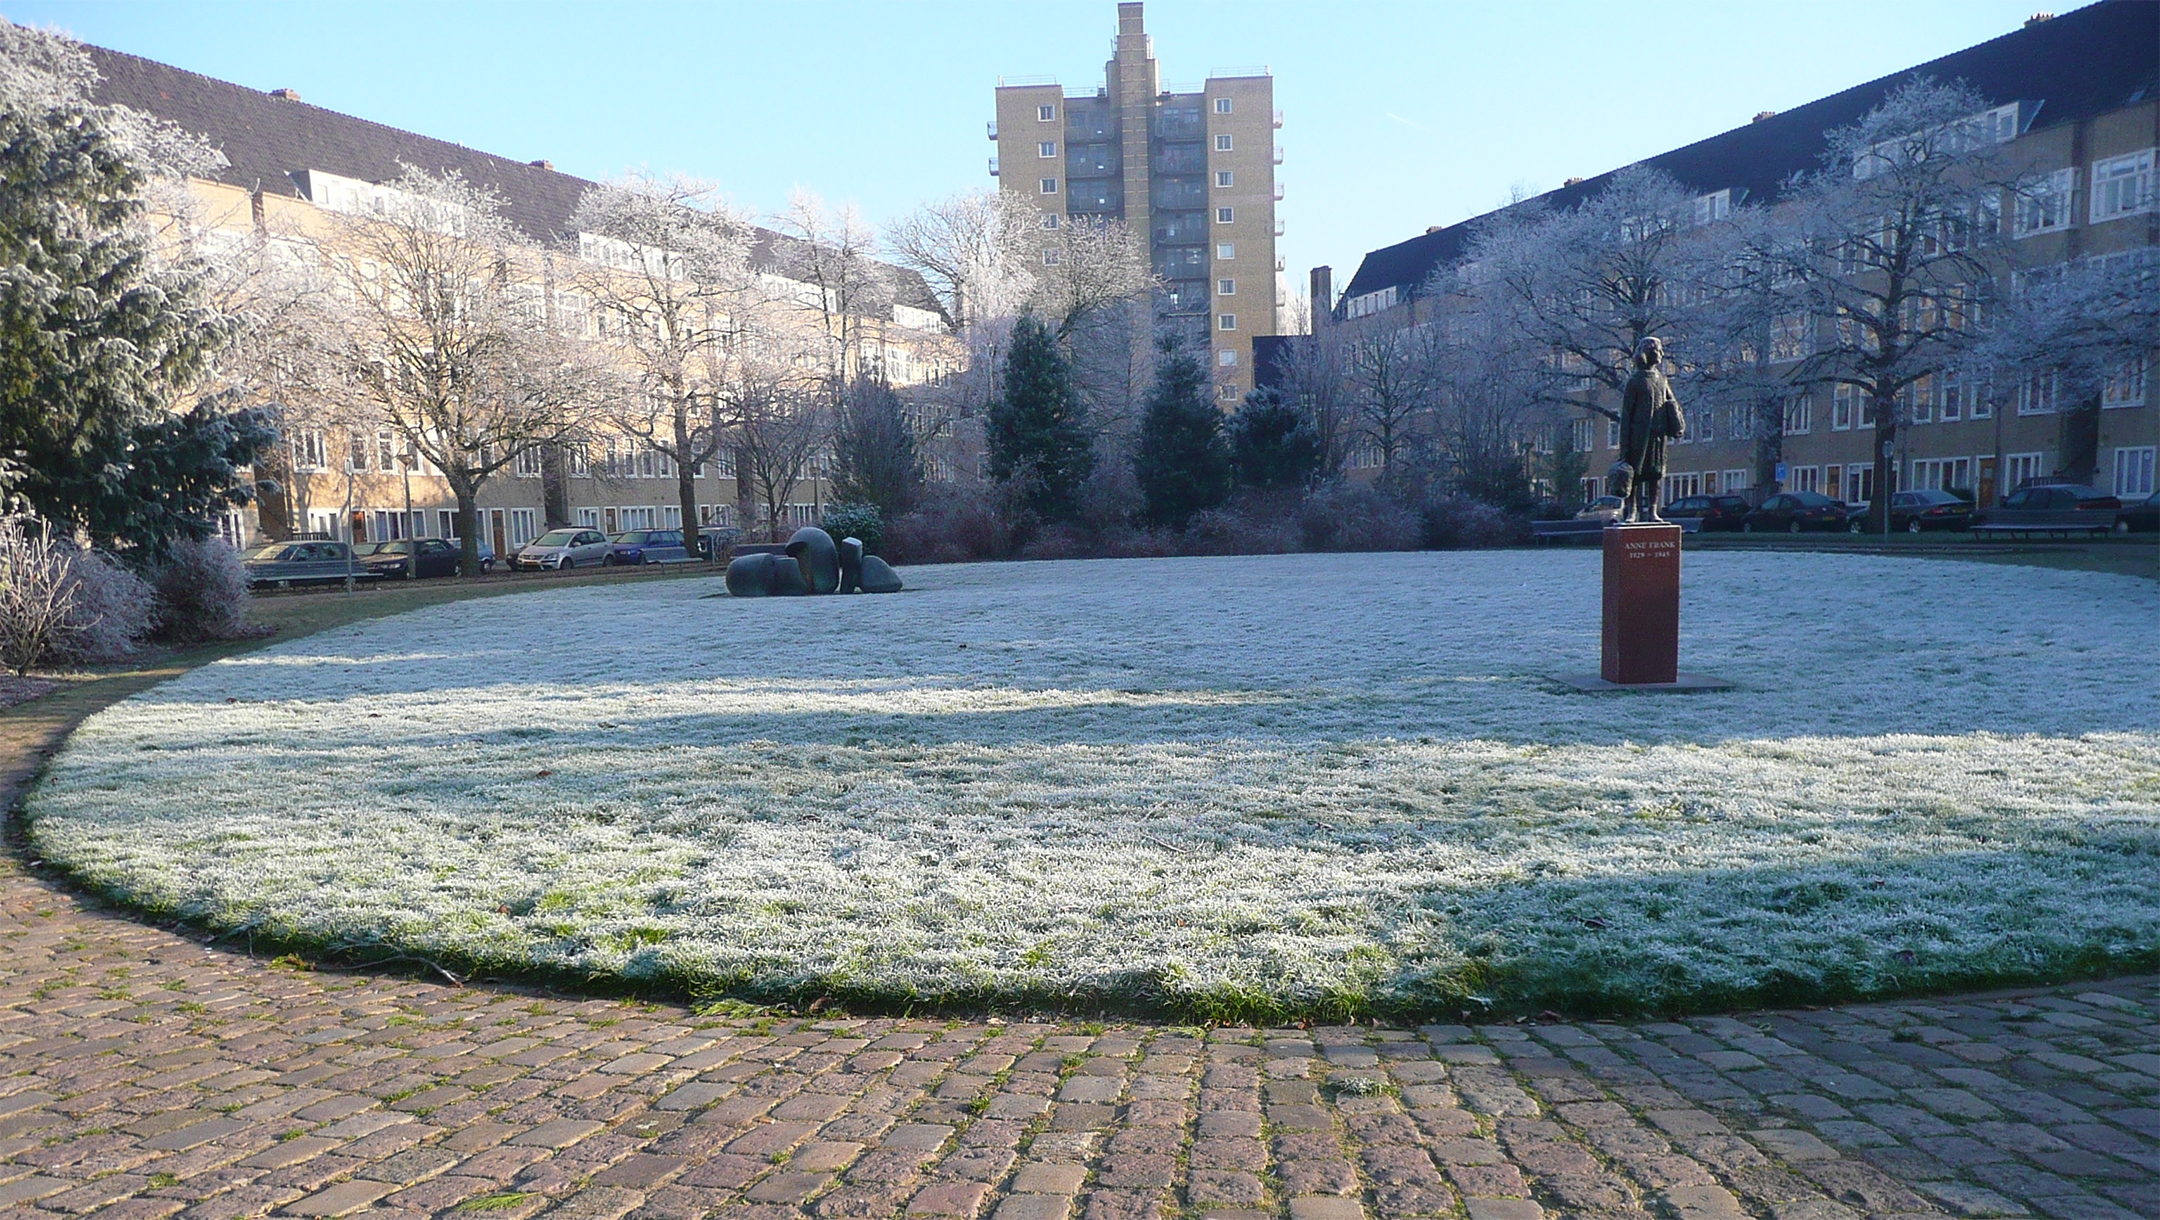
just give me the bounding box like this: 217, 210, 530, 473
1635, 337, 1663, 368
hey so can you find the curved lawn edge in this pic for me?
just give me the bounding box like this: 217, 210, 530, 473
25, 846, 2160, 1024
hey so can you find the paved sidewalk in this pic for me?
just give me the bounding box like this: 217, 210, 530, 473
0, 849, 2151, 1220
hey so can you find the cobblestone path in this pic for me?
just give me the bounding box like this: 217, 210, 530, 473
0, 854, 2151, 1220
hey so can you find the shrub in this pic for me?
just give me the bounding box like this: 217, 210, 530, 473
1418, 494, 1523, 550
1297, 483, 1420, 553
0, 516, 82, 675
55, 547, 155, 664
886, 486, 1014, 565
820, 503, 884, 556
1229, 386, 1322, 492
151, 537, 253, 644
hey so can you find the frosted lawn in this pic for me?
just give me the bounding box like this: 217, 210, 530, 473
26, 551, 2160, 1018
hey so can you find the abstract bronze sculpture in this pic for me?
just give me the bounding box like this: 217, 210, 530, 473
725, 527, 902, 597
1616, 337, 1686, 523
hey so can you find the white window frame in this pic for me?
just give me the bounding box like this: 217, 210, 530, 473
1217, 349, 1237, 367
1214, 97, 1233, 115
1042, 248, 1061, 266
1216, 206, 1235, 224
2089, 149, 2155, 224
2015, 167, 2077, 238
1218, 313, 1237, 331
1039, 177, 1058, 195
1215, 170, 1234, 188
2004, 451, 2044, 493
1040, 213, 1060, 229
1038, 141, 1057, 158
1783, 396, 1812, 435
1215, 134, 1233, 151
508, 508, 537, 547
2114, 446, 2156, 497
1037, 104, 1056, 122
2017, 370, 2058, 415
1216, 242, 1235, 260
1218, 278, 1236, 296
513, 447, 544, 478
2102, 358, 2146, 408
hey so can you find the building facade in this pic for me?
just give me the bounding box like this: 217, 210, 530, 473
87, 43, 963, 553
1312, 2, 2156, 509
993, 1, 1282, 402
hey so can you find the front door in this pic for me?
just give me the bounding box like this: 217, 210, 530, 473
489, 509, 507, 558
1976, 456, 1998, 507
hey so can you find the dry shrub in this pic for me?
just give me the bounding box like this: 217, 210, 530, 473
55, 548, 155, 664
152, 537, 254, 644
1297, 482, 1420, 553
886, 486, 1015, 565
1419, 494, 1524, 550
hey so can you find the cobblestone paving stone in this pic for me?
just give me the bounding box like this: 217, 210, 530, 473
0, 851, 2152, 1220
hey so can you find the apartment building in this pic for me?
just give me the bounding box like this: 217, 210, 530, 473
992, 1, 1282, 402
1312, 1, 2156, 508
86, 44, 962, 552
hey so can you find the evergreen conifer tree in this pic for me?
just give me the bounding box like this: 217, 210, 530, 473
1228, 384, 1321, 492
986, 312, 1092, 523
0, 50, 253, 555
1133, 338, 1231, 528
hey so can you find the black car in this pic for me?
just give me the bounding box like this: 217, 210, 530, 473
356, 538, 462, 579
1888, 489, 1973, 533
1741, 491, 1856, 533
1664, 494, 1751, 532
1973, 484, 2123, 534
2117, 490, 2160, 533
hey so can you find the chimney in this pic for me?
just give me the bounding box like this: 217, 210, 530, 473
529, 159, 554, 171
2024, 12, 2053, 26
1425, 225, 1443, 234
1753, 110, 1777, 123
1309, 266, 1332, 333
1563, 177, 1586, 188
268, 87, 301, 102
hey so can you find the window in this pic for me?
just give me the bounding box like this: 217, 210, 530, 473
1846, 463, 1876, 504
508, 509, 536, 547
292, 430, 327, 471
1216, 170, 1234, 188
575, 507, 599, 529
1691, 189, 1731, 227
1770, 313, 1811, 362
1903, 376, 1930, 426
1218, 313, 1237, 330
1216, 243, 1235, 260
2018, 370, 2058, 415
1041, 213, 1060, 229
1218, 278, 1236, 296
2005, 452, 2044, 492
2103, 359, 2146, 408
2089, 149, 2154, 223
1039, 141, 1057, 158
1216, 206, 1235, 223
1215, 134, 1233, 151
2015, 167, 2077, 237
1040, 178, 1058, 195
1571, 418, 1595, 452
437, 510, 457, 538
1935, 370, 1964, 422
1042, 249, 1061, 266
1831, 384, 1856, 431
1791, 466, 1821, 493
1784, 396, 1812, 435
1607, 418, 1621, 448
347, 430, 369, 472
1218, 349, 1237, 367
2114, 447, 2156, 497
1214, 98, 1233, 115
1723, 469, 1749, 494
1037, 104, 1056, 121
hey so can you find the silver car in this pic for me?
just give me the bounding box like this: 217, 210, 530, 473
510, 528, 612, 571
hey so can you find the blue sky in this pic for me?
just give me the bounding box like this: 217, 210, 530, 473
9, 0, 2045, 300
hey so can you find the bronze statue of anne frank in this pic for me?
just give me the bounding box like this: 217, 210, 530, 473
1610, 337, 1687, 523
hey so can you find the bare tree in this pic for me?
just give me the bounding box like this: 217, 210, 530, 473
1470, 165, 1703, 422
1337, 323, 1438, 482
0, 516, 80, 676
883, 189, 1036, 329
332, 167, 603, 575
569, 172, 758, 541
772, 191, 892, 388
1271, 328, 1353, 478
728, 373, 825, 541
1765, 78, 2018, 531
1682, 209, 1806, 495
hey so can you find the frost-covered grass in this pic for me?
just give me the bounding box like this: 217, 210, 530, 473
25, 551, 2160, 1020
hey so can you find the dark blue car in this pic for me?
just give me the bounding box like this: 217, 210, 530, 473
605, 529, 689, 565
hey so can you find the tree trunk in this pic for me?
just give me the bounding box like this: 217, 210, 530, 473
2059, 394, 2101, 485
1754, 396, 1784, 500
455, 491, 482, 578
1870, 394, 1897, 535
674, 405, 700, 554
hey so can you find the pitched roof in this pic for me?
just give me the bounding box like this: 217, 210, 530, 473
83, 43, 948, 318
1339, 1, 2159, 305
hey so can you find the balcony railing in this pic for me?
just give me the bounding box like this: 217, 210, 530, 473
1275, 257, 1286, 272
1274, 184, 1285, 201
988, 157, 1000, 177
1273, 109, 1284, 130
1273, 147, 1285, 165
1274, 221, 1286, 236
987, 120, 998, 140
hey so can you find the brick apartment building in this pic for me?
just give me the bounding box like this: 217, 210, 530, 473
993, 2, 1283, 403
1295, 1, 2157, 509
84, 43, 963, 553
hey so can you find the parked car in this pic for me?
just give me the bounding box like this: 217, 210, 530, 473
605, 528, 689, 565
1741, 491, 1857, 533
1971, 484, 2122, 535
242, 540, 378, 588
1575, 495, 1624, 522
1887, 489, 1974, 533
2116, 490, 2160, 533
510, 528, 612, 571
354, 538, 462, 579
1664, 494, 1751, 532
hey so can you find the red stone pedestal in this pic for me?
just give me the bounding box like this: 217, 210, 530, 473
1601, 523, 1681, 685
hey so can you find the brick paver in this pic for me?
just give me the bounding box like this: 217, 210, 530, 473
0, 853, 2151, 1220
